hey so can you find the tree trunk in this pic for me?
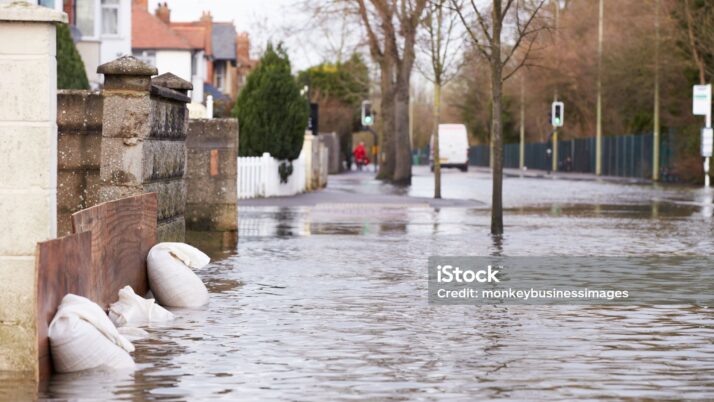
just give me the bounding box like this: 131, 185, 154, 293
433, 81, 442, 198
393, 79, 412, 185
377, 63, 396, 180
490, 3, 504, 235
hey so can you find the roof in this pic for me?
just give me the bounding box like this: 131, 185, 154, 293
171, 22, 212, 56
132, 5, 191, 50
171, 25, 205, 50
204, 82, 230, 101
212, 23, 237, 60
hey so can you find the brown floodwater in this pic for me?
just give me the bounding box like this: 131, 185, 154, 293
2, 168, 714, 400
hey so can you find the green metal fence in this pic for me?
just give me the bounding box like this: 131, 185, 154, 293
468, 132, 678, 181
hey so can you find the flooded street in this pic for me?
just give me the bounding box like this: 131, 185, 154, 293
9, 167, 714, 400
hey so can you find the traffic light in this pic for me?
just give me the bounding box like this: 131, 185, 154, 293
362, 100, 374, 127
551, 101, 564, 127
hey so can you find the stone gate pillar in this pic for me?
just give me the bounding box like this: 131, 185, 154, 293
0, 2, 65, 373
97, 57, 191, 242
185, 118, 238, 251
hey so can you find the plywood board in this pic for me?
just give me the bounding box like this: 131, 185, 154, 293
35, 231, 92, 381
71, 193, 158, 309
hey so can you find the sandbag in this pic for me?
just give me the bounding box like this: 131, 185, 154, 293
147, 242, 210, 308
48, 294, 135, 373
109, 286, 174, 327
118, 326, 149, 342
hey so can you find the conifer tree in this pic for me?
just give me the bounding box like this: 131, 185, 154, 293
57, 23, 89, 90
234, 43, 309, 161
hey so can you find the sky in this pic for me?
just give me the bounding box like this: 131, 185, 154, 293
147, 0, 348, 71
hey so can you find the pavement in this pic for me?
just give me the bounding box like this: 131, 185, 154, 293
239, 165, 700, 210
239, 169, 484, 208
489, 166, 654, 184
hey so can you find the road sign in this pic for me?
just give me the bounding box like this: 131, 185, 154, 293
702, 128, 713, 158
551, 101, 564, 127
693, 85, 711, 116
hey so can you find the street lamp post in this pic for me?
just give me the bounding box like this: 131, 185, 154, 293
652, 0, 661, 181
595, 0, 604, 176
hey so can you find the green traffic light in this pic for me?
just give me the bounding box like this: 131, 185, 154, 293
365, 116, 373, 125
555, 117, 561, 125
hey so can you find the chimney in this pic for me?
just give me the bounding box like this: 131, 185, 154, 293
155, 2, 171, 24
236, 33, 250, 61
133, 0, 148, 9
199, 10, 212, 24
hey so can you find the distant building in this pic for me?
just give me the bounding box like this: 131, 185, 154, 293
130, 0, 257, 105
131, 0, 192, 83
60, 0, 132, 88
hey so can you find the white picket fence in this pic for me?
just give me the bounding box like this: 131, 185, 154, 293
238, 152, 306, 199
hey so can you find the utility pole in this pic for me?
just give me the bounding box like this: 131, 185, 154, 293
652, 0, 661, 181
552, 0, 559, 173
595, 0, 604, 176
520, 75, 525, 170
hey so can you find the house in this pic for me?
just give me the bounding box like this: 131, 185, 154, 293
170, 11, 214, 104
131, 0, 192, 83
128, 0, 256, 106
34, 0, 132, 88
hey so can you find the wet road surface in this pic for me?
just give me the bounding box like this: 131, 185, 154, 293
4, 166, 714, 400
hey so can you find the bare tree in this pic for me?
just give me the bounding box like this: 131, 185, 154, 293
357, 0, 427, 184
419, 0, 463, 198
449, 0, 547, 235
356, 0, 398, 180
682, 0, 713, 85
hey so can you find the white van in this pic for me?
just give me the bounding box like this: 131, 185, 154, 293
430, 124, 469, 172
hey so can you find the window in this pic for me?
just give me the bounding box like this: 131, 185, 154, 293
133, 51, 156, 67
39, 0, 55, 9
76, 0, 95, 38
191, 52, 198, 79
101, 0, 119, 36
215, 63, 226, 91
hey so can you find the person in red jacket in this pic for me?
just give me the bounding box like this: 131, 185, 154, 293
353, 142, 369, 171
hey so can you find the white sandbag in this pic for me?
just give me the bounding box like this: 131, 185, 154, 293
118, 326, 149, 342
48, 294, 134, 373
162, 242, 211, 269
147, 242, 210, 308
109, 286, 174, 327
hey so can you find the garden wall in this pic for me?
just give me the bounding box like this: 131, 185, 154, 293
185, 118, 238, 250
56, 56, 192, 242
57, 90, 102, 235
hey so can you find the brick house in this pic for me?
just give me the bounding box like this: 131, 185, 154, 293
131, 0, 257, 105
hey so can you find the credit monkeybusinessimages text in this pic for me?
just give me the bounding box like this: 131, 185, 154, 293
436, 287, 629, 300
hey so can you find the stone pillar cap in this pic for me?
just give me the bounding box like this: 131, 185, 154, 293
152, 73, 193, 91
97, 55, 158, 76
0, 1, 67, 23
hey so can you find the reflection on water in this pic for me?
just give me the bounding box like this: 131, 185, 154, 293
5, 177, 714, 400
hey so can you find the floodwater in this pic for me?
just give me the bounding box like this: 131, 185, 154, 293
5, 167, 714, 400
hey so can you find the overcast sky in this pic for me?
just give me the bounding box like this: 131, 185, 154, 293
147, 0, 352, 71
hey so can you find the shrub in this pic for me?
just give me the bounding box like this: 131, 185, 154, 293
57, 23, 89, 90
233, 43, 309, 160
